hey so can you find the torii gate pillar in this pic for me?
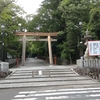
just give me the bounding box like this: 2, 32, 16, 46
15, 32, 58, 65
21, 35, 53, 65
48, 35, 53, 65
22, 35, 26, 66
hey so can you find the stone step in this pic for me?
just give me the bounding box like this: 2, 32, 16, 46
12, 71, 74, 76
0, 76, 94, 84
0, 81, 99, 89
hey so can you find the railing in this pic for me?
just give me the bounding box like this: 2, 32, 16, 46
84, 59, 100, 68
77, 59, 100, 68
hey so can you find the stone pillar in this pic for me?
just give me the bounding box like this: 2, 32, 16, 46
22, 35, 26, 66
48, 35, 53, 65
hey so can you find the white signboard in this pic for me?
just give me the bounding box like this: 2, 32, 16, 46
88, 41, 100, 56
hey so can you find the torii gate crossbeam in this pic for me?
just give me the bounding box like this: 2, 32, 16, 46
15, 32, 58, 66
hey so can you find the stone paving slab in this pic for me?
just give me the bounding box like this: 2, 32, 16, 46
9, 65, 77, 71
12, 71, 74, 75
0, 80, 99, 89
0, 58, 100, 89
0, 76, 95, 84
7, 74, 79, 79
11, 87, 100, 100
0, 79, 96, 84
11, 70, 73, 74
0, 69, 99, 89
11, 68, 73, 74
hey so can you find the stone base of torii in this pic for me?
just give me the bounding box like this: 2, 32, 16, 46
15, 32, 58, 66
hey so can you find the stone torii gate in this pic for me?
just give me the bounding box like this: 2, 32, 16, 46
15, 32, 58, 66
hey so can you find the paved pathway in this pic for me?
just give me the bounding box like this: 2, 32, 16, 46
1, 58, 100, 100
11, 87, 100, 100
0, 58, 100, 89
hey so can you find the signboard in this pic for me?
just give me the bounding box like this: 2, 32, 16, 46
88, 41, 100, 56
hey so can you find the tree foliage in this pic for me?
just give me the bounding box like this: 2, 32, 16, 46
88, 0, 100, 39
27, 0, 65, 58
0, 0, 100, 64
27, 0, 100, 63
0, 0, 25, 58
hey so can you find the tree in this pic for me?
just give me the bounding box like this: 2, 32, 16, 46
27, 0, 64, 58
88, 0, 100, 39
2, 0, 98, 64
0, 0, 25, 59
57, 0, 94, 62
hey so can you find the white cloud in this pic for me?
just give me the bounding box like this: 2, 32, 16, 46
16, 0, 44, 14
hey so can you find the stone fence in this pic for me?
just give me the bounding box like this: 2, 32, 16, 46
77, 58, 100, 68
0, 58, 21, 73
0, 62, 9, 73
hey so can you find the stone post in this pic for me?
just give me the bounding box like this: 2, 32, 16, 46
22, 35, 26, 66
48, 35, 53, 65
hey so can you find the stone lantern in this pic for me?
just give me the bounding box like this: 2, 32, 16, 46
83, 29, 94, 59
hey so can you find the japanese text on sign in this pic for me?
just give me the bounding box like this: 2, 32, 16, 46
88, 41, 100, 56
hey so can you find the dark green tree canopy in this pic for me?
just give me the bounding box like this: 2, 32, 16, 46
27, 0, 100, 63
0, 0, 26, 57
0, 0, 100, 63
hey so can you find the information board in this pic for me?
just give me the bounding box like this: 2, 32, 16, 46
88, 41, 100, 56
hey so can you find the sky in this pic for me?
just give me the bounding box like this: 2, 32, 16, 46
16, 0, 44, 14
